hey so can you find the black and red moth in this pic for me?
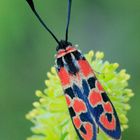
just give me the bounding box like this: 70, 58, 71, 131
26, 0, 121, 140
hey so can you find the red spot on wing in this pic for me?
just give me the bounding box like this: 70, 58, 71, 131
80, 123, 93, 140
104, 102, 113, 113
88, 90, 102, 106
58, 67, 70, 86
78, 60, 93, 77
100, 114, 116, 130
73, 116, 81, 128
96, 81, 104, 91
73, 98, 87, 113
65, 95, 71, 107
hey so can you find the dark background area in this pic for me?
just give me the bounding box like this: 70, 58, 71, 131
0, 0, 139, 139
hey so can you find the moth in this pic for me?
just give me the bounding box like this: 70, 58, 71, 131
26, 0, 121, 140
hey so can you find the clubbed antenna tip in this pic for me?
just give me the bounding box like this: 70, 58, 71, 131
26, 0, 35, 11
26, 0, 60, 45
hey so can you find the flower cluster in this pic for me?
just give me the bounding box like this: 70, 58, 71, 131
26, 51, 134, 140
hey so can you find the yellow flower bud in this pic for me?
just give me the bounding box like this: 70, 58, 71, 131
35, 90, 43, 97
88, 50, 94, 57
96, 51, 104, 59
33, 102, 40, 108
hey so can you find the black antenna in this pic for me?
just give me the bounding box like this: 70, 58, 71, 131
26, 0, 60, 45
65, 0, 72, 42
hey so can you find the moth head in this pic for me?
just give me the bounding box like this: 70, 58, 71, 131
56, 40, 72, 52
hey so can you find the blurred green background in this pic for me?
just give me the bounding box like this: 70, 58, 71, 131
0, 0, 139, 140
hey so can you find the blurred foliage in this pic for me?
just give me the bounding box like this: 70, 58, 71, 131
26, 51, 134, 140
0, 0, 139, 140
